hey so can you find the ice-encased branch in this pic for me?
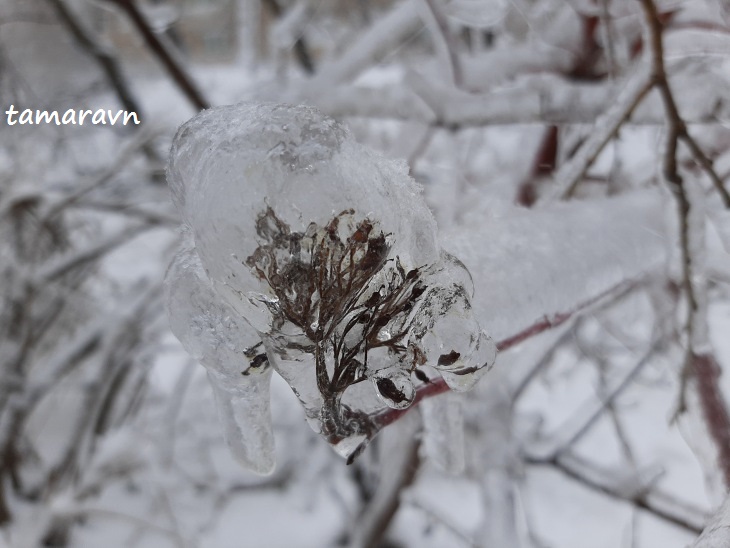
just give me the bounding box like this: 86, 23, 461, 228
165, 102, 668, 473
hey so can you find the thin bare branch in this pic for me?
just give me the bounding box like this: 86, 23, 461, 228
681, 133, 730, 208
525, 451, 708, 534
34, 224, 149, 284
347, 414, 421, 548
105, 0, 209, 111
552, 65, 654, 200
536, 340, 658, 460
262, 0, 316, 74
638, 0, 730, 489
46, 0, 142, 115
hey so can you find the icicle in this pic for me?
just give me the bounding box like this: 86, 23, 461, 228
164, 240, 275, 473
420, 391, 466, 473
207, 369, 275, 475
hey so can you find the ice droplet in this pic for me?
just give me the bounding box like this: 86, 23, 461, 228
372, 368, 416, 410
440, 331, 497, 392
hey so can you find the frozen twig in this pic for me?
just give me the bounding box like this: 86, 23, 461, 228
347, 413, 421, 548
312, 76, 720, 127
262, 0, 315, 74
46, 0, 142, 116
34, 224, 150, 284
105, 0, 210, 111
416, 0, 462, 87
692, 494, 730, 547
525, 451, 708, 534
43, 133, 155, 220
535, 340, 660, 460
73, 200, 178, 226
551, 64, 654, 200
691, 353, 730, 489
298, 0, 422, 94
638, 0, 730, 209
638, 0, 730, 489
68, 505, 185, 545
510, 328, 573, 402
403, 495, 478, 547
596, 355, 639, 466
682, 135, 730, 209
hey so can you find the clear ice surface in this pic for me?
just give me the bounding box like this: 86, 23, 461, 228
165, 103, 496, 467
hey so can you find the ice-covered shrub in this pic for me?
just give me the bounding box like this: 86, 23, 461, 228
165, 103, 496, 472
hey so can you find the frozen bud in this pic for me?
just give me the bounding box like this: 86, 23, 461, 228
438, 331, 497, 392
372, 367, 416, 410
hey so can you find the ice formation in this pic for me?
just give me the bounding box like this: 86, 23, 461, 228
164, 238, 275, 474
165, 103, 496, 470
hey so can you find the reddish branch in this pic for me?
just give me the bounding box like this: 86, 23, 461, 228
693, 353, 730, 488
525, 451, 707, 534
374, 277, 639, 430
639, 0, 730, 489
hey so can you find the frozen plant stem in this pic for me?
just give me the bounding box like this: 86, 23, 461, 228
638, 0, 730, 489
166, 102, 497, 466
166, 103, 665, 472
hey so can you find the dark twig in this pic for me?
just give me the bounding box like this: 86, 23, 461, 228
538, 340, 659, 460
47, 0, 142, 116
557, 65, 653, 200
525, 451, 707, 534
347, 415, 421, 548
261, 0, 316, 75
106, 0, 210, 111
638, 0, 730, 489
637, 0, 730, 208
